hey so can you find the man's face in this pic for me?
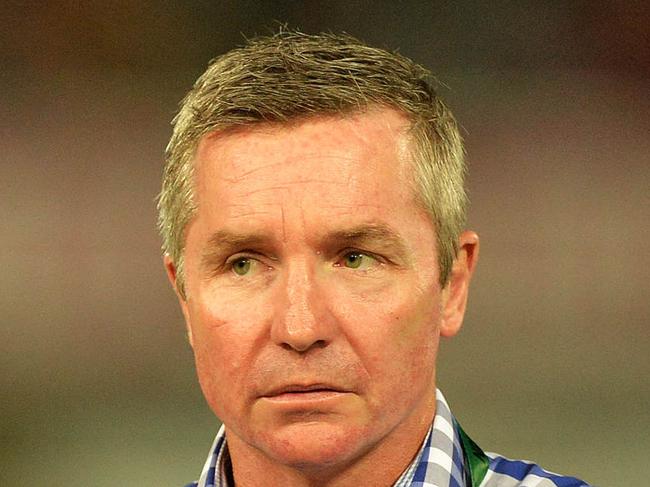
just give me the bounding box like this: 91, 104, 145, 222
168, 108, 474, 472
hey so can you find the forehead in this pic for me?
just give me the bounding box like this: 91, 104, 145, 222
195, 108, 412, 179
189, 108, 424, 236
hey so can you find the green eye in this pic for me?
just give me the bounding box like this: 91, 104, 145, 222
344, 252, 365, 269
232, 258, 251, 276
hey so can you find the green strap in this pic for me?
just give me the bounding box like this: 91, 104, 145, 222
454, 419, 490, 487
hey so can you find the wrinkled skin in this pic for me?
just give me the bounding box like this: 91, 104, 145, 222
166, 107, 478, 486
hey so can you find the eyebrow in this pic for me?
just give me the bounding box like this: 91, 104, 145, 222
321, 223, 410, 261
200, 230, 273, 269
200, 223, 410, 267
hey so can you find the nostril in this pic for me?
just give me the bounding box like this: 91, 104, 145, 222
280, 338, 327, 353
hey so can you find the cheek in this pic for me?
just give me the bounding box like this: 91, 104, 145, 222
331, 281, 441, 374
187, 290, 271, 414
189, 285, 270, 352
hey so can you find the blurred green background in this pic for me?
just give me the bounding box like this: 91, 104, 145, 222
2, 2, 648, 485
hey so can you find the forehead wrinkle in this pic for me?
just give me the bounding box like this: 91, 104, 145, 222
216, 160, 291, 183
233, 179, 348, 195
209, 132, 361, 184
223, 209, 275, 220
326, 203, 382, 211
281, 201, 287, 243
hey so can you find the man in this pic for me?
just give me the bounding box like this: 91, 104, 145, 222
159, 31, 590, 487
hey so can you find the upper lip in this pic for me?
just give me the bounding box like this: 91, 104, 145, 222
262, 383, 348, 397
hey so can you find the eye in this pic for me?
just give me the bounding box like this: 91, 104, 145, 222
231, 257, 254, 276
340, 251, 378, 270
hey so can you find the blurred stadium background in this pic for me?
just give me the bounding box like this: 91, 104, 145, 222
2, 2, 648, 485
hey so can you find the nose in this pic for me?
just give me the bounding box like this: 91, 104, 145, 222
271, 259, 334, 352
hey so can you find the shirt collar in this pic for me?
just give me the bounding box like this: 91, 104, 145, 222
195, 389, 466, 487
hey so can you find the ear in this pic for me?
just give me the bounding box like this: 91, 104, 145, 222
164, 254, 194, 348
440, 231, 479, 338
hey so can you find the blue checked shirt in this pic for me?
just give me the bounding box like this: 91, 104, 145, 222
185, 390, 591, 487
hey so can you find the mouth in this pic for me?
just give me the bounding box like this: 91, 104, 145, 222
261, 383, 349, 402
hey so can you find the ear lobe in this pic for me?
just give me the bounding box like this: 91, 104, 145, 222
163, 255, 194, 347
440, 231, 479, 338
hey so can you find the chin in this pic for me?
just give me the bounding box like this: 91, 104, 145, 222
257, 421, 373, 471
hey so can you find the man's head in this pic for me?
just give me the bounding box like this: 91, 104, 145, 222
158, 30, 467, 298
160, 31, 478, 482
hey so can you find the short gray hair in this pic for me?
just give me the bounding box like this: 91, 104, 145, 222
158, 30, 467, 297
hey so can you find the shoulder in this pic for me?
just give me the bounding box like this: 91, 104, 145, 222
480, 453, 592, 487
183, 483, 198, 487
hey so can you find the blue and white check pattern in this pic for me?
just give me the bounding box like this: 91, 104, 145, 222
185, 390, 591, 487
